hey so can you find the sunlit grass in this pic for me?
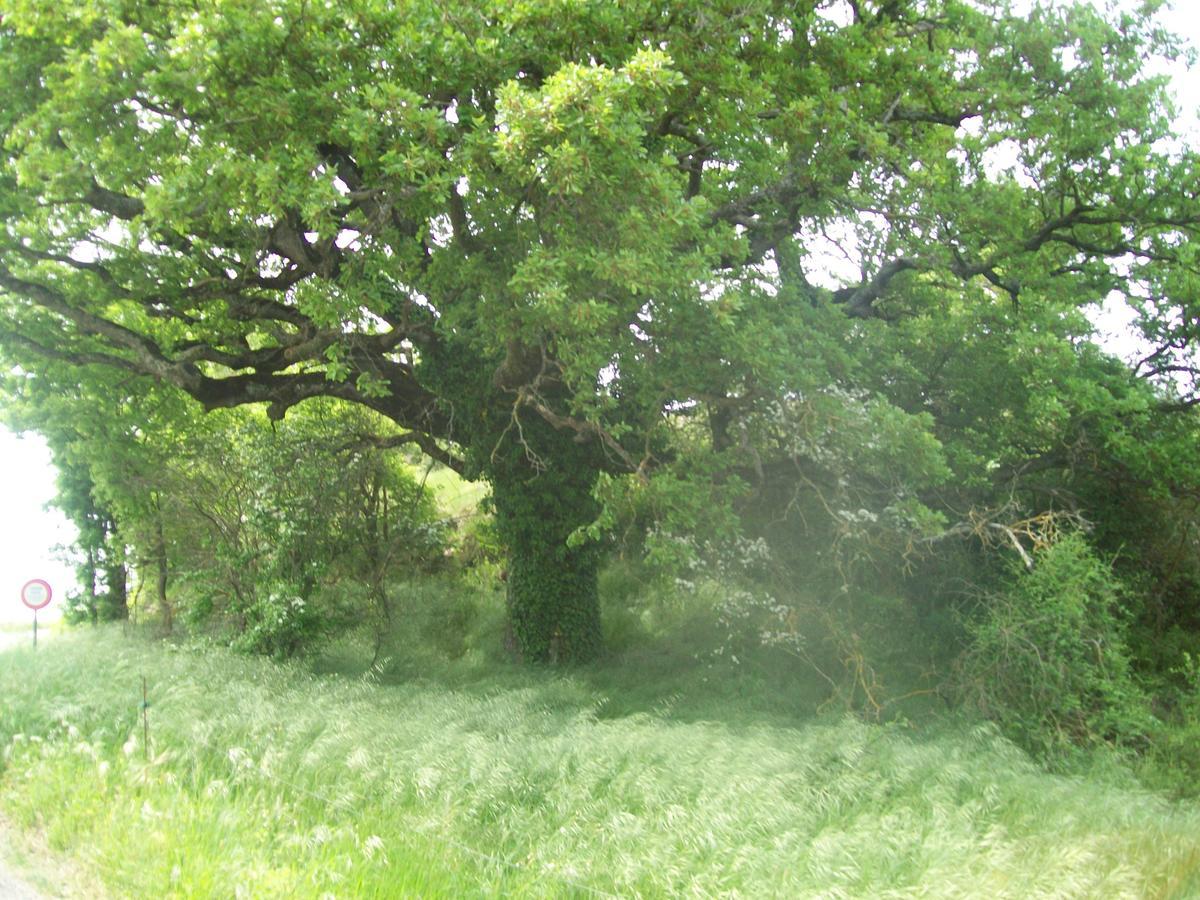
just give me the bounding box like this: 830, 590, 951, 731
2, 628, 1199, 898
415, 462, 489, 522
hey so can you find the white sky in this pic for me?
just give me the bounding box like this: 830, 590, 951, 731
0, 430, 76, 623
0, 1, 1196, 625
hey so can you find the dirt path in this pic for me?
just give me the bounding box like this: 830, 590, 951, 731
0, 815, 105, 899
0, 819, 49, 900
0, 861, 43, 899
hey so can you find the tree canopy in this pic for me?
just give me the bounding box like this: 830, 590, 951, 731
2, 0, 1199, 662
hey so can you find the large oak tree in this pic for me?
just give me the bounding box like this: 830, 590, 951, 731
2, 0, 1198, 661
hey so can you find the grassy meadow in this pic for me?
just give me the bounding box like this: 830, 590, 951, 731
1, 592, 1199, 899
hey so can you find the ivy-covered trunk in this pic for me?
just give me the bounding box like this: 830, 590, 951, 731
429, 338, 608, 664
489, 441, 603, 665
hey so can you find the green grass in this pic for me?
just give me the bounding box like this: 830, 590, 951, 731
3, 622, 1200, 898
414, 462, 489, 522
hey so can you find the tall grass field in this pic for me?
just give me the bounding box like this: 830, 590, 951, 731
2, 623, 1199, 898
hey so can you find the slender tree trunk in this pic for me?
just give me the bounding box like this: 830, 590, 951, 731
104, 554, 129, 620
155, 514, 172, 633
84, 548, 99, 625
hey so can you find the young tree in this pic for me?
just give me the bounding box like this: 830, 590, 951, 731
1, 0, 1198, 661
4, 362, 447, 649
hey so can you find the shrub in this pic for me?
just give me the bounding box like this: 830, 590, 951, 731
1141, 652, 1200, 797
232, 585, 347, 659
955, 533, 1152, 757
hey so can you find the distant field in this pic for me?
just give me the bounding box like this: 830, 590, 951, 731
1, 628, 1198, 898
414, 462, 489, 522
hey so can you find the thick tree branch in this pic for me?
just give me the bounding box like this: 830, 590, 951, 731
832, 257, 920, 317
887, 106, 981, 127
517, 387, 650, 478
338, 430, 467, 475
83, 180, 145, 220
0, 263, 454, 448
0, 265, 198, 388
0, 325, 146, 376
447, 189, 483, 254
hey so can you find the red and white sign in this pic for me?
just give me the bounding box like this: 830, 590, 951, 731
20, 578, 52, 611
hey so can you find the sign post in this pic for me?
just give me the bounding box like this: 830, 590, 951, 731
20, 578, 52, 648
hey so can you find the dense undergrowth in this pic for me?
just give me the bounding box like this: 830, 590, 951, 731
2, 583, 1200, 898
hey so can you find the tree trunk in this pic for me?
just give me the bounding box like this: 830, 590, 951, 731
490, 444, 603, 665
155, 513, 172, 633
502, 515, 602, 665
84, 548, 99, 625
103, 554, 129, 620
432, 337, 607, 664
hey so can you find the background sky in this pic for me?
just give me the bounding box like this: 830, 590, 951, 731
0, 429, 76, 623
0, 0, 1197, 625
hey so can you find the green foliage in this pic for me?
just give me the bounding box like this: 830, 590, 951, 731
956, 534, 1152, 757
335, 575, 502, 677
1140, 653, 1200, 799
160, 405, 449, 655
0, 1, 1197, 814
231, 587, 329, 660
4, 0, 1200, 665
2, 370, 449, 655
451, 512, 505, 575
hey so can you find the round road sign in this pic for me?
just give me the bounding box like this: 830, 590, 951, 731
21, 578, 52, 611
